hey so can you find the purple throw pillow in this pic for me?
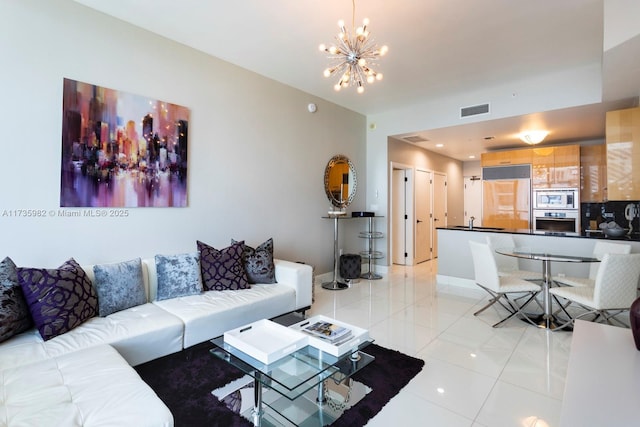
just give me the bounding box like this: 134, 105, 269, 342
18, 258, 98, 341
197, 240, 249, 291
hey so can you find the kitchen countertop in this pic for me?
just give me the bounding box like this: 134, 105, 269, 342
437, 226, 640, 241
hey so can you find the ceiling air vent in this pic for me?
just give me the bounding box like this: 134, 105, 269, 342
403, 135, 428, 143
460, 103, 490, 118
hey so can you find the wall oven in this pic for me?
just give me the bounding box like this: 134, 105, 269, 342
532, 188, 580, 233
533, 209, 580, 233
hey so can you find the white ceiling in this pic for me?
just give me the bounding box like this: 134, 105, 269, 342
72, 0, 640, 160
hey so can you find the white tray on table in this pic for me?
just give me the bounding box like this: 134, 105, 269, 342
223, 319, 308, 364
290, 315, 370, 357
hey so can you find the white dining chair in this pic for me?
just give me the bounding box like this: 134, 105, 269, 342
485, 234, 542, 281
552, 241, 631, 287
549, 253, 640, 328
469, 241, 542, 327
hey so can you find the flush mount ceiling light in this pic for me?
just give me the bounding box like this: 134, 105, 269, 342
519, 130, 549, 145
319, 0, 388, 94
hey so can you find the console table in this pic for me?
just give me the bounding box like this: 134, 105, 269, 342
322, 215, 385, 289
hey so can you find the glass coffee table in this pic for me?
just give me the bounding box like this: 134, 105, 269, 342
210, 336, 374, 426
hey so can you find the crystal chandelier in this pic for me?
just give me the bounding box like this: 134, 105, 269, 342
319, 0, 388, 94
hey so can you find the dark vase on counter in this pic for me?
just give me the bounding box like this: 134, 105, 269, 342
631, 297, 640, 351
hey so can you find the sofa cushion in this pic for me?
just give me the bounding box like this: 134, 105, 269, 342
154, 283, 296, 347
0, 257, 32, 343
232, 238, 277, 284
0, 329, 49, 371
93, 258, 146, 316
197, 240, 249, 291
17, 259, 98, 341
43, 303, 184, 366
155, 252, 202, 301
0, 344, 173, 427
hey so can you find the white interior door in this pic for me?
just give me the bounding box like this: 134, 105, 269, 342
415, 169, 432, 263
392, 169, 407, 265
432, 172, 447, 258
464, 177, 483, 226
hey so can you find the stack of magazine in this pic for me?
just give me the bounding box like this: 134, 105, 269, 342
302, 321, 352, 345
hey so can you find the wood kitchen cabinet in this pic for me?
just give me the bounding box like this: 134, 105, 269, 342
481, 148, 532, 166
606, 106, 640, 200
580, 144, 607, 202
532, 144, 580, 189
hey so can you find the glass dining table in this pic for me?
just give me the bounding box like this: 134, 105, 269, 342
494, 247, 600, 330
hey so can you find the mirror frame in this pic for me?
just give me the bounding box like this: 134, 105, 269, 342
324, 154, 357, 209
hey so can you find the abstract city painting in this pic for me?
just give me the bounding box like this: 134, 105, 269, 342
60, 78, 189, 207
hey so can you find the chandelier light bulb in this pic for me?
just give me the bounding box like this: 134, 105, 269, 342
319, 0, 387, 94
319, 44, 326, 52
334, 84, 341, 91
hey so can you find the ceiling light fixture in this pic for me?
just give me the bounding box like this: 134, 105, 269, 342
519, 131, 549, 145
319, 0, 388, 94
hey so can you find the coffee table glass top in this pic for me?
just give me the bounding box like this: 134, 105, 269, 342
210, 336, 374, 401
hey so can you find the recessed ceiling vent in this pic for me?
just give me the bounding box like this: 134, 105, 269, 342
403, 135, 428, 143
460, 103, 490, 118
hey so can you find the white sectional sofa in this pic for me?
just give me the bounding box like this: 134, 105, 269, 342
0, 256, 312, 427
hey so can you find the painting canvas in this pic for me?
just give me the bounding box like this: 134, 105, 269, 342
60, 78, 189, 207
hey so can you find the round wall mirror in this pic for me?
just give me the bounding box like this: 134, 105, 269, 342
324, 154, 357, 210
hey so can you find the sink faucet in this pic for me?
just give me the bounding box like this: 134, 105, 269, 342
469, 216, 475, 230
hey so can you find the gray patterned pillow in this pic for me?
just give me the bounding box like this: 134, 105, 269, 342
155, 252, 202, 301
231, 238, 277, 284
0, 257, 33, 343
93, 258, 146, 316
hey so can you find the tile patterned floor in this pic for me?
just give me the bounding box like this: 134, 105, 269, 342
308, 260, 572, 427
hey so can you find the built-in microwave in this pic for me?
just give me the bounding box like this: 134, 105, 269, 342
533, 188, 578, 210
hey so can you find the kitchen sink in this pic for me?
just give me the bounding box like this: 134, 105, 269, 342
451, 225, 504, 231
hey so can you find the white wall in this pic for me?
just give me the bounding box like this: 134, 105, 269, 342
0, 0, 366, 273
603, 0, 640, 50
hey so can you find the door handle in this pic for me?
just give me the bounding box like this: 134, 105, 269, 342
434, 218, 439, 222
417, 219, 423, 223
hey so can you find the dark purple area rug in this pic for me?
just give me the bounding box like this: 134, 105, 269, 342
135, 341, 424, 427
